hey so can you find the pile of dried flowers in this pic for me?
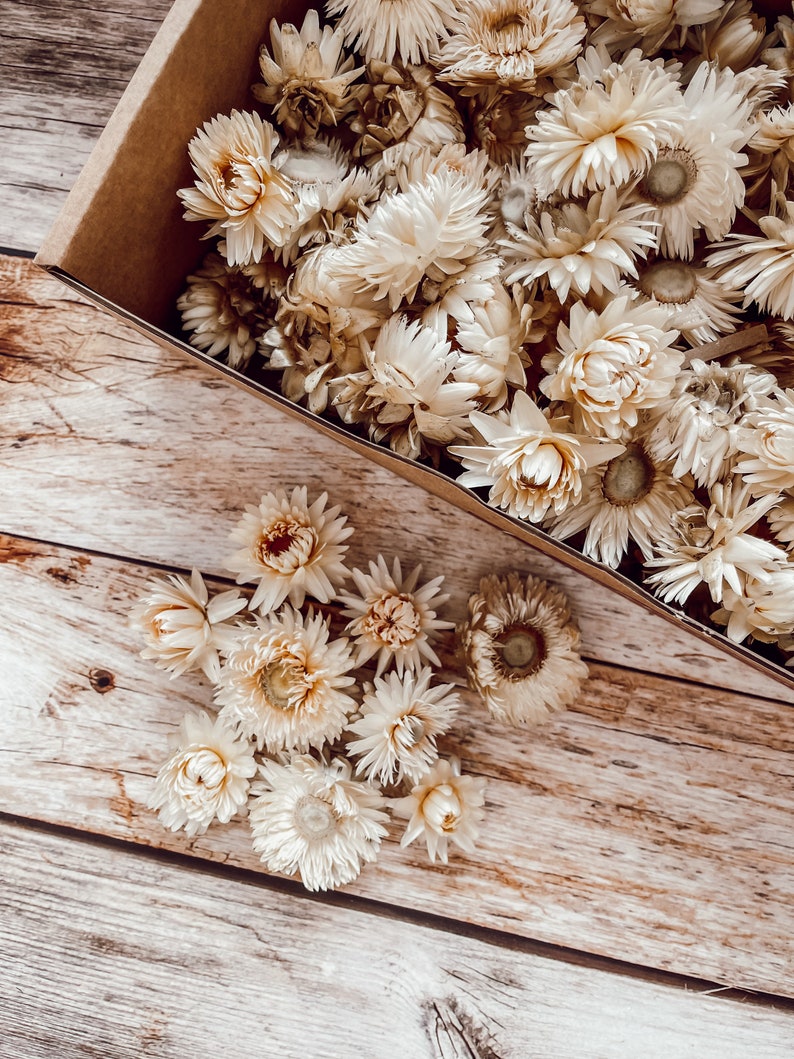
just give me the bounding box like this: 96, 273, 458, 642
175, 1, 794, 667
131, 487, 587, 891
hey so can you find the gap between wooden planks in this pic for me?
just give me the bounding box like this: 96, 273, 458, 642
2, 253, 792, 703
1, 535, 793, 997
2, 817, 793, 1059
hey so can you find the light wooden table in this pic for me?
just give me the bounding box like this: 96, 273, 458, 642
2, 3, 794, 1056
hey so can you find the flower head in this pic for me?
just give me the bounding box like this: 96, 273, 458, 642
630, 258, 743, 345
177, 110, 299, 265
458, 571, 588, 724
712, 564, 794, 645
392, 757, 486, 864
339, 554, 452, 676
130, 568, 246, 683
326, 0, 458, 65
215, 607, 357, 753
225, 487, 352, 614
250, 754, 388, 890
451, 390, 624, 523
735, 388, 794, 495
148, 711, 257, 837
708, 204, 794, 320
347, 666, 461, 785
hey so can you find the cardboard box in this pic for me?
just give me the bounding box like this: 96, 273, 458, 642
36, 0, 794, 691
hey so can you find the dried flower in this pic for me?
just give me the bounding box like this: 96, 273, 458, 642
225, 486, 352, 614
451, 390, 624, 523
347, 666, 461, 785
458, 571, 588, 724
392, 756, 486, 864
177, 110, 298, 265
585, 0, 723, 54
215, 607, 357, 753
250, 754, 388, 891
148, 711, 257, 837
339, 554, 453, 676
712, 564, 794, 644
709, 203, 794, 320
630, 259, 744, 345
735, 388, 794, 495
130, 568, 246, 683
326, 0, 458, 66
469, 88, 538, 166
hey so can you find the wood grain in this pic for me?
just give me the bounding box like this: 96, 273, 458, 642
3, 819, 792, 1059
2, 254, 790, 703
1, 535, 793, 995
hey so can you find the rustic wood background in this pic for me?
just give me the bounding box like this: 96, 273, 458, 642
2, 2, 794, 1055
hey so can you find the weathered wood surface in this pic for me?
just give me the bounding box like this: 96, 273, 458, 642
1, 534, 793, 996
2, 254, 790, 703
4, 820, 792, 1059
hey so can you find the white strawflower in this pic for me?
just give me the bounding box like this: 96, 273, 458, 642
769, 493, 794, 546
149, 711, 257, 837
450, 390, 624, 524
500, 188, 658, 302
332, 168, 492, 310
215, 607, 357, 753
540, 296, 682, 440
458, 572, 588, 725
452, 281, 531, 411
250, 754, 389, 891
130, 568, 246, 683
347, 667, 461, 785
392, 757, 486, 865
525, 48, 685, 198
545, 437, 695, 569
333, 313, 479, 460
339, 554, 453, 676
712, 564, 794, 645
225, 487, 352, 614
634, 63, 751, 259
435, 0, 585, 94
690, 0, 768, 72
647, 359, 777, 488
735, 389, 794, 495
708, 204, 794, 320
630, 259, 744, 345
177, 110, 298, 265
326, 0, 458, 65
585, 0, 723, 53
645, 482, 788, 605
253, 10, 363, 138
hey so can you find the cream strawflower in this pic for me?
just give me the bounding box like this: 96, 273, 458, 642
347, 666, 461, 785
250, 754, 388, 891
216, 607, 357, 753
525, 49, 685, 198
332, 167, 492, 310
630, 259, 743, 345
688, 0, 769, 72
744, 104, 794, 211
712, 564, 794, 645
500, 187, 658, 302
735, 389, 794, 495
450, 390, 624, 523
645, 482, 787, 605
253, 10, 363, 138
333, 313, 479, 461
392, 756, 486, 864
148, 711, 257, 837
225, 487, 352, 614
130, 568, 246, 683
646, 359, 777, 487
545, 435, 695, 569
177, 110, 299, 266
540, 295, 682, 440
634, 63, 751, 259
769, 492, 794, 546
585, 0, 723, 53
470, 88, 538, 166
339, 554, 453, 676
326, 0, 458, 65
708, 203, 794, 320
435, 0, 585, 94
459, 571, 588, 724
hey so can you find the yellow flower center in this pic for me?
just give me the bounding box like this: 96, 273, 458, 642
494, 623, 545, 678
641, 148, 697, 205
259, 658, 305, 710
602, 444, 656, 507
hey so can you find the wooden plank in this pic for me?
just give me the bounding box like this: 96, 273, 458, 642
2, 820, 792, 1059
1, 254, 791, 702
1, 537, 793, 995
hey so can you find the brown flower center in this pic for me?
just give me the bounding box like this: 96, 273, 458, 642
259, 658, 304, 710
494, 623, 546, 678
293, 795, 337, 840
256, 517, 316, 573
602, 444, 656, 507
638, 260, 698, 304
364, 593, 422, 646
641, 148, 697, 205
